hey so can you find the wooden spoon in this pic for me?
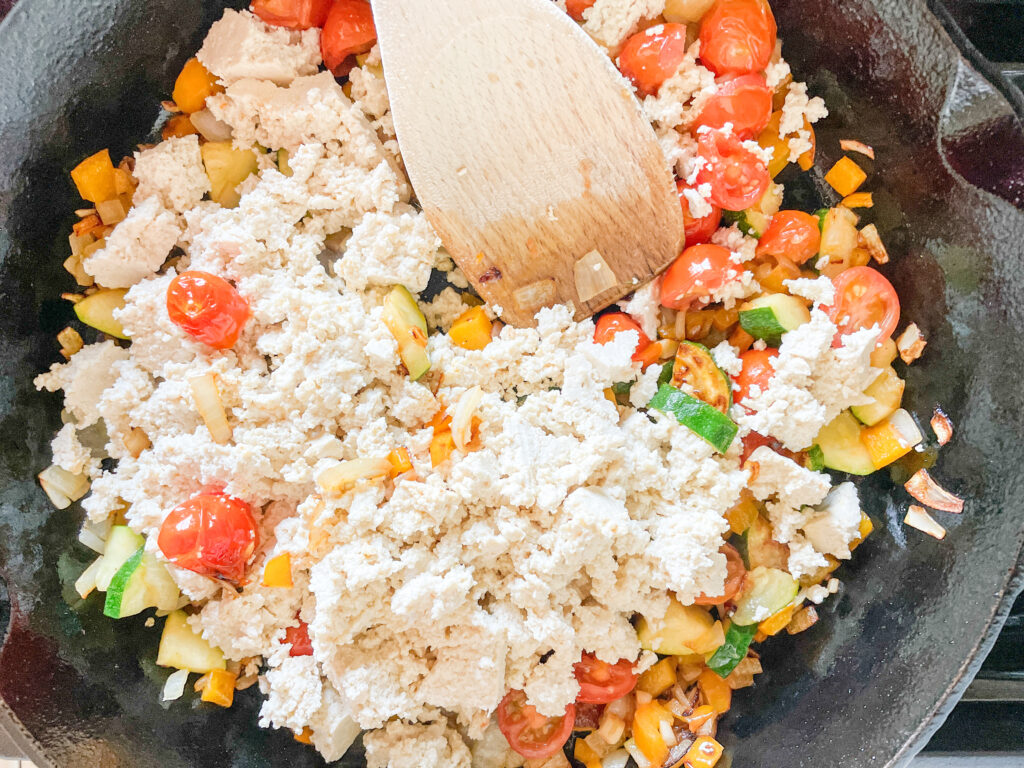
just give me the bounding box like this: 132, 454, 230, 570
373, 0, 685, 327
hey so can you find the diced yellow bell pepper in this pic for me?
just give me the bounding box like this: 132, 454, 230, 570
850, 512, 874, 551
860, 418, 913, 469
683, 704, 716, 732
725, 490, 760, 535
449, 306, 493, 351
824, 156, 868, 197
262, 553, 293, 588
637, 657, 677, 697
633, 701, 673, 767
842, 192, 874, 209
387, 447, 413, 477
684, 736, 724, 767
112, 167, 135, 196
603, 388, 617, 404
758, 602, 797, 637
71, 149, 118, 203
757, 111, 791, 179
573, 738, 603, 768
200, 668, 236, 708
294, 726, 314, 745
698, 669, 732, 715
430, 430, 456, 467
172, 58, 223, 114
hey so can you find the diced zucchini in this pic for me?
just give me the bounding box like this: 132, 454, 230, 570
721, 184, 782, 238
200, 141, 259, 208
636, 597, 715, 656
104, 547, 180, 619
870, 336, 899, 368
276, 149, 292, 177
381, 285, 431, 380
670, 341, 731, 413
156, 610, 226, 673
94, 525, 144, 591
805, 444, 826, 472
813, 208, 829, 231
851, 367, 905, 426
814, 410, 875, 475
74, 289, 129, 339
739, 294, 811, 346
648, 384, 738, 454
817, 207, 859, 278
731, 567, 799, 626
738, 515, 790, 570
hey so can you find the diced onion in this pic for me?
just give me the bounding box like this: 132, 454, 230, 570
904, 504, 947, 539
786, 605, 819, 635
602, 751, 631, 768
931, 408, 953, 446
659, 718, 677, 746
162, 669, 190, 701
189, 373, 232, 445
597, 711, 625, 745
888, 409, 924, 451
450, 386, 484, 451
74, 556, 104, 599
38, 465, 90, 509
839, 139, 875, 159
859, 224, 889, 265
123, 426, 152, 458
905, 469, 964, 513
623, 739, 651, 768
57, 327, 84, 358
317, 458, 391, 493
189, 109, 233, 142
897, 323, 927, 364
78, 525, 106, 554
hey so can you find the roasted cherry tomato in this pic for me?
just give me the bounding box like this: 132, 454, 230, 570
497, 690, 575, 760
158, 491, 259, 583
321, 0, 377, 75
250, 0, 332, 29
285, 621, 313, 656
731, 347, 778, 406
695, 130, 770, 211
756, 210, 821, 264
695, 73, 773, 139
166, 271, 250, 350
566, 0, 596, 21
660, 243, 733, 310
676, 181, 723, 246
574, 653, 638, 704
693, 543, 747, 605
699, 0, 777, 77
617, 23, 689, 97
594, 312, 655, 365
825, 266, 900, 346
740, 430, 803, 464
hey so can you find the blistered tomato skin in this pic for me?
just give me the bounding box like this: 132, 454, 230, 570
695, 73, 773, 139
285, 621, 314, 656
497, 690, 575, 760
695, 130, 771, 211
756, 210, 822, 264
157, 491, 259, 584
321, 0, 377, 74
167, 271, 251, 350
826, 266, 901, 346
676, 181, 723, 246
699, 0, 777, 77
594, 312, 653, 363
617, 23, 690, 97
660, 244, 734, 310
250, 0, 332, 29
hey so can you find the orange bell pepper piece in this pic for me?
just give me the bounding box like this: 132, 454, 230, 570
71, 149, 118, 203
172, 58, 223, 114
449, 306, 492, 351
386, 447, 413, 477
698, 669, 732, 714
824, 156, 868, 197
200, 668, 236, 708
632, 700, 672, 767
684, 736, 724, 767
430, 430, 456, 467
262, 553, 293, 588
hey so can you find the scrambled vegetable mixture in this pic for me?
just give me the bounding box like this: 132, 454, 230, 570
35, 1, 963, 767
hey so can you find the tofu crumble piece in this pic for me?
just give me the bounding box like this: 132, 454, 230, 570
40, 3, 918, 766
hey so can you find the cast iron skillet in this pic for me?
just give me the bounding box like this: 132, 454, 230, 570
1, 0, 1023, 765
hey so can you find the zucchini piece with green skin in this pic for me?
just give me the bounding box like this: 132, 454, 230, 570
200, 141, 259, 208
706, 622, 758, 678
636, 597, 715, 656
739, 294, 811, 346
814, 410, 875, 475
814, 208, 829, 231
94, 525, 144, 591
738, 515, 790, 571
722, 209, 767, 238
157, 610, 226, 673
731, 566, 799, 626
670, 341, 731, 413
805, 444, 826, 471
74, 289, 129, 339
104, 547, 180, 619
648, 384, 738, 454
381, 286, 430, 380
851, 366, 905, 426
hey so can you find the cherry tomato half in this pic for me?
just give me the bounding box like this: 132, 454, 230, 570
693, 543, 747, 605
497, 690, 575, 760
676, 181, 723, 246
574, 653, 638, 704
731, 347, 778, 406
756, 210, 821, 264
699, 0, 777, 77
660, 243, 733, 310
566, 0, 596, 21
618, 23, 689, 97
285, 621, 313, 656
594, 312, 654, 365
158, 491, 259, 583
695, 73, 773, 140
739, 429, 804, 463
825, 266, 900, 346
166, 271, 250, 350
695, 129, 770, 211
321, 0, 377, 75
250, 0, 332, 29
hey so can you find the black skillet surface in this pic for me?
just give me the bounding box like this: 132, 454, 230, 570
0, 0, 1023, 766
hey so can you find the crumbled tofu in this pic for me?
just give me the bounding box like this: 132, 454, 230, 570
336, 207, 442, 293
642, 42, 718, 131
133, 135, 210, 213
622, 279, 661, 339
35, 341, 130, 427
711, 341, 743, 376
364, 718, 472, 768
897, 323, 927, 364
735, 310, 880, 451
779, 81, 829, 159
583, 0, 666, 54
801, 482, 862, 559
50, 422, 101, 477
197, 9, 321, 86
784, 276, 835, 307
82, 197, 181, 288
